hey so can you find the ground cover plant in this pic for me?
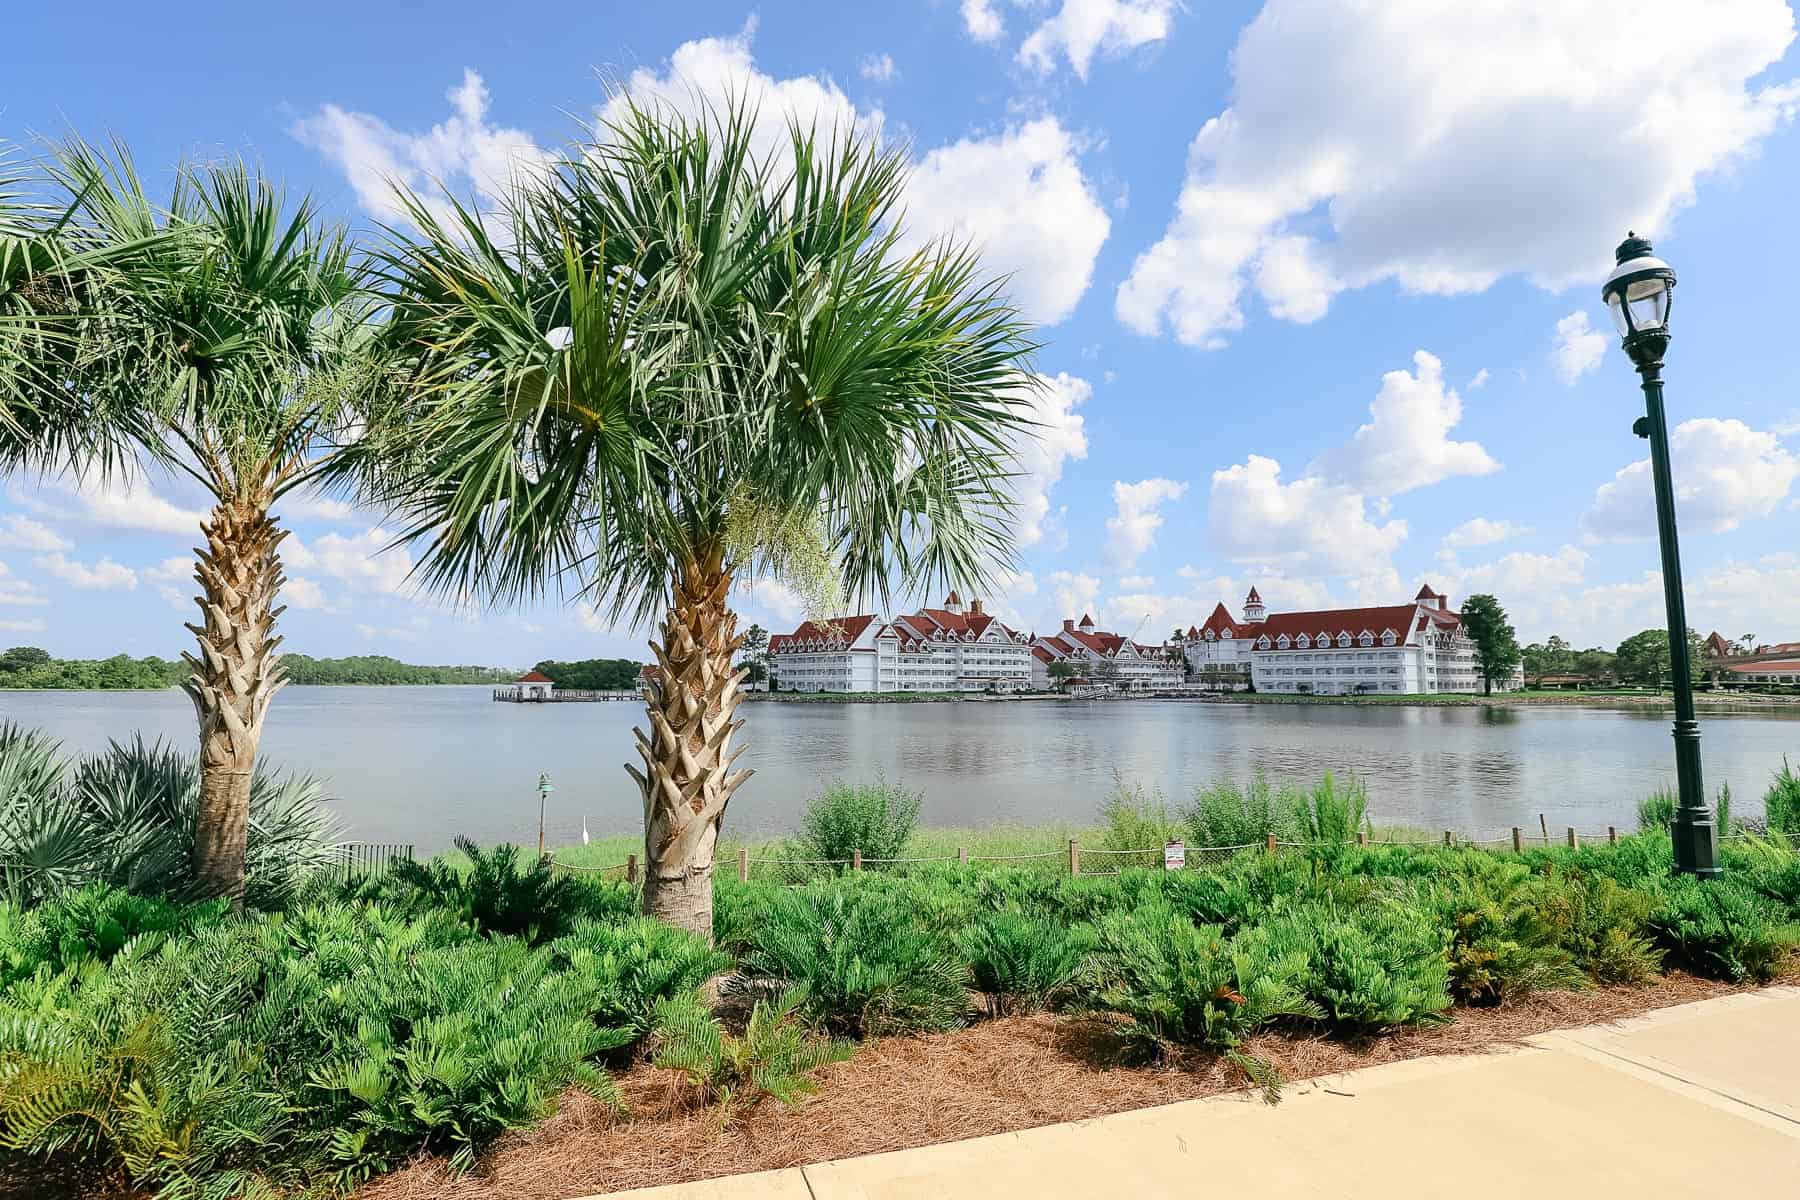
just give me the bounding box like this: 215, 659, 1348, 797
3, 809, 1798, 1198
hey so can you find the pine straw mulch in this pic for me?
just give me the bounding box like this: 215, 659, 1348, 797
357, 970, 1772, 1200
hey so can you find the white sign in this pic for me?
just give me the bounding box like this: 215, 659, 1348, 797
1163, 840, 1185, 871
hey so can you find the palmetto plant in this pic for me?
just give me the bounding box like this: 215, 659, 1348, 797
0, 139, 370, 904
342, 100, 1038, 937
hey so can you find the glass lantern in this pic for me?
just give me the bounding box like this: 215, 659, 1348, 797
1602, 233, 1675, 340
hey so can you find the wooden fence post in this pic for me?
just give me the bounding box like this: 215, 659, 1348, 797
626, 854, 638, 885
958, 846, 968, 866
1608, 826, 1618, 844
1566, 827, 1579, 849
1356, 831, 1368, 847
1511, 827, 1522, 853
1444, 830, 1454, 848
1265, 833, 1277, 853
1069, 839, 1081, 877
738, 847, 749, 883
852, 849, 862, 872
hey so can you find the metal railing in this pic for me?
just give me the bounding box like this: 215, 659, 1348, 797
332, 842, 415, 882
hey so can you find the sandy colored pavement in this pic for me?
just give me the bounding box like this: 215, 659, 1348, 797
590, 986, 1800, 1200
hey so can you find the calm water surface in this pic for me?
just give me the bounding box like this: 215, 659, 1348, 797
5, 687, 1798, 852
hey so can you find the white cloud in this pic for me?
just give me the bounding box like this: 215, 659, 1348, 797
0, 618, 46, 634
283, 577, 333, 612
0, 515, 71, 552
1772, 411, 1800, 437
284, 495, 360, 523
1467, 369, 1491, 390
1442, 518, 1532, 550
733, 578, 808, 625
901, 118, 1111, 324
859, 53, 897, 83
1582, 418, 1798, 540
1117, 0, 1800, 347
291, 68, 551, 226
1207, 455, 1408, 577
1008, 371, 1090, 548
1046, 570, 1101, 623
1309, 351, 1499, 496
143, 557, 194, 612
962, 0, 1006, 43
1018, 0, 1180, 80
0, 561, 48, 608
22, 476, 209, 537
35, 552, 137, 591
1118, 574, 1155, 590
1105, 477, 1188, 569
285, 529, 415, 596
1552, 310, 1608, 385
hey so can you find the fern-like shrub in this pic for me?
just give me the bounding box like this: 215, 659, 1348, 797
652, 987, 852, 1112
960, 911, 1095, 1015
797, 777, 923, 863
739, 882, 969, 1035
1238, 901, 1452, 1030
1650, 875, 1800, 982
1097, 779, 1185, 854
551, 917, 730, 1035
366, 838, 631, 943
1182, 774, 1302, 847
1765, 757, 1800, 836
1426, 855, 1585, 1005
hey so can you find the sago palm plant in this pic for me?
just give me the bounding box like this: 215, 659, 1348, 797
342, 99, 1038, 937
0, 139, 372, 904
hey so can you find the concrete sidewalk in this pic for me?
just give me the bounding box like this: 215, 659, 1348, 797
592, 986, 1800, 1200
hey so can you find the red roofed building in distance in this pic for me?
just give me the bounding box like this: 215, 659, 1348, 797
512, 669, 556, 701
1177, 588, 1267, 689
1186, 583, 1521, 695
767, 593, 1033, 693
1029, 613, 1186, 692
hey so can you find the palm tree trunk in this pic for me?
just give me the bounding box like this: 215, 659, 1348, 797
182, 500, 288, 907
629, 547, 752, 941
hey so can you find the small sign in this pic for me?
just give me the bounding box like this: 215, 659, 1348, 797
1163, 839, 1185, 871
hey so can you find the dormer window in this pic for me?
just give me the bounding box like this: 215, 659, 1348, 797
1258, 635, 1271, 649
1359, 631, 1374, 647
1204, 629, 1216, 641
1276, 634, 1291, 649
1382, 630, 1397, 646
1337, 632, 1351, 647
1317, 632, 1330, 645
1222, 628, 1232, 639
1296, 634, 1310, 648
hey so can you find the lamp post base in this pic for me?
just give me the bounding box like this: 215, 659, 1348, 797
1670, 812, 1720, 878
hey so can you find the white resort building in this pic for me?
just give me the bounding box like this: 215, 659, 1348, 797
1030, 614, 1185, 692
1185, 584, 1522, 696
767, 593, 1034, 694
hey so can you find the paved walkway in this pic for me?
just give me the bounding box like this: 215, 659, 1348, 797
589, 986, 1800, 1200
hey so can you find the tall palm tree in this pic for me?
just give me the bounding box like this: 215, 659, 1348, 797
343, 100, 1038, 937
1, 140, 368, 905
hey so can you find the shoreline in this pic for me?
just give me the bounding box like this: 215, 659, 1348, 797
743, 689, 1800, 710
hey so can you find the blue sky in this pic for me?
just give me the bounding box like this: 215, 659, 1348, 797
5, 0, 1799, 665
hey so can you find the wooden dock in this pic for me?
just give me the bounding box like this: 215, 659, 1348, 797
492, 687, 640, 702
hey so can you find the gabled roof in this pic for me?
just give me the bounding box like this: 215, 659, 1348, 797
1246, 603, 1437, 648
517, 670, 554, 684
769, 614, 878, 652
1726, 658, 1800, 674
1199, 602, 1240, 638
1245, 587, 1262, 603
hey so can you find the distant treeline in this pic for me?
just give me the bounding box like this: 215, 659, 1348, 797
0, 646, 514, 689
532, 657, 643, 690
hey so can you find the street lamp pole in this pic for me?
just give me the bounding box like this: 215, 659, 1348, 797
1603, 233, 1718, 878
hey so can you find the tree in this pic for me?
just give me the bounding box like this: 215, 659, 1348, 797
1458, 594, 1520, 696
0, 646, 51, 674
341, 101, 1034, 939
1615, 628, 1704, 687
738, 624, 770, 688
1522, 634, 1574, 681
1046, 659, 1081, 690
2, 142, 367, 904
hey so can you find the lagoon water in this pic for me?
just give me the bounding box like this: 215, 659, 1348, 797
4, 686, 1798, 852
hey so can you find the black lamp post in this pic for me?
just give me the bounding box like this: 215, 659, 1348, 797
1602, 232, 1719, 878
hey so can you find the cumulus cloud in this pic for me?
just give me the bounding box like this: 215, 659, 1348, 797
902, 118, 1111, 324
0, 619, 46, 634
1117, 0, 1800, 347
286, 529, 415, 596
1309, 351, 1499, 496
1105, 478, 1188, 570
859, 53, 897, 83
291, 68, 551, 226
733, 578, 809, 625
0, 561, 48, 608
1552, 310, 1608, 385
1118, 574, 1155, 590
1018, 0, 1180, 80
1442, 518, 1532, 550
20, 476, 208, 537
1582, 418, 1798, 540
1467, 369, 1491, 390
1007, 371, 1091, 548
0, 516, 71, 553
142, 557, 194, 612
962, 0, 1006, 42
1207, 455, 1408, 577
35, 552, 137, 591
1046, 570, 1102, 623
283, 578, 334, 612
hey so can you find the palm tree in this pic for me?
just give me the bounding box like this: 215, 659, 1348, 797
1, 139, 368, 905
343, 100, 1037, 937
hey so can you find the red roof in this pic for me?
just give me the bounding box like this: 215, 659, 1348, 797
517, 670, 554, 683
1244, 603, 1442, 648
1726, 659, 1800, 674
1198, 602, 1241, 639
769, 614, 878, 652
1245, 587, 1262, 603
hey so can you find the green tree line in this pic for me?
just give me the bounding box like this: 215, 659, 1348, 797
1521, 630, 1708, 685
0, 646, 513, 689
530, 658, 643, 691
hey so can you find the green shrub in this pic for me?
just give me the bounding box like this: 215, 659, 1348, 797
1766, 758, 1800, 836
551, 916, 730, 1035
652, 987, 852, 1111
740, 883, 969, 1035
1288, 773, 1370, 843
1650, 875, 1800, 982
1238, 901, 1452, 1030
1553, 873, 1663, 985
1427, 856, 1584, 1004
374, 838, 628, 943
1182, 774, 1299, 847
0, 884, 230, 985
1098, 779, 1185, 853
960, 911, 1095, 1014
798, 777, 922, 863
1637, 785, 1677, 833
